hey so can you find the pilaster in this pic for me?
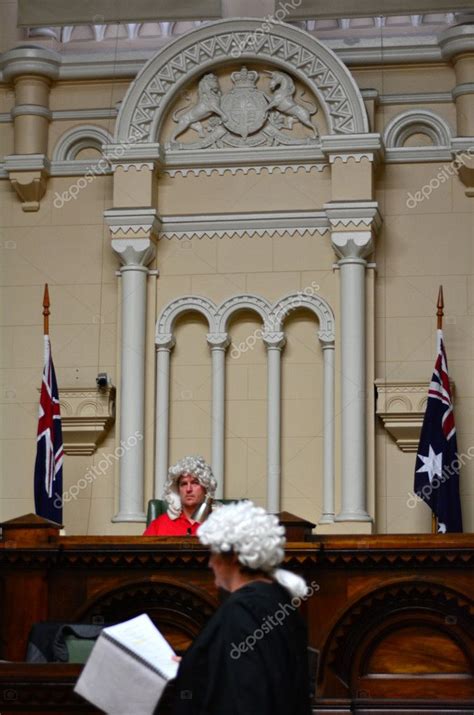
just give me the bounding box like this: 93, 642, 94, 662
1, 46, 60, 211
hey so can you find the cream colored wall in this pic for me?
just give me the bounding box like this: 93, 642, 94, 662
159, 167, 331, 214
0, 173, 118, 532
2, 29, 474, 534
375, 162, 474, 533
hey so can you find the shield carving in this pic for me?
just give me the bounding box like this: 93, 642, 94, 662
221, 67, 268, 140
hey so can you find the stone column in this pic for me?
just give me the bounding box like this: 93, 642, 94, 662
326, 201, 381, 525
319, 336, 336, 524
263, 331, 286, 513
105, 210, 159, 522
154, 334, 175, 498
207, 333, 230, 500
2, 45, 60, 210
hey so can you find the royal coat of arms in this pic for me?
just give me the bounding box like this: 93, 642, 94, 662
168, 66, 319, 149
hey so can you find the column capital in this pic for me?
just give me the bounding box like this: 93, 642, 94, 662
331, 231, 373, 261
262, 331, 286, 350
207, 332, 230, 350
155, 333, 176, 351
325, 201, 382, 260
319, 333, 335, 348
439, 23, 474, 61
1, 45, 61, 83
111, 238, 156, 268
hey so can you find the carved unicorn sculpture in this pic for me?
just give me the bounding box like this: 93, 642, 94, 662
265, 70, 318, 137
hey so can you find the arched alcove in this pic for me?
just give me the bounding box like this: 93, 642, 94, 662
320, 580, 474, 698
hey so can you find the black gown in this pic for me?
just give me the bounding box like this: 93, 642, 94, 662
171, 580, 312, 715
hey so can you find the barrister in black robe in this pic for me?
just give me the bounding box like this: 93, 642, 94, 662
170, 501, 313, 715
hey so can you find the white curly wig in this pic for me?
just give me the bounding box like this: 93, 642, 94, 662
197, 500, 308, 598
163, 455, 217, 519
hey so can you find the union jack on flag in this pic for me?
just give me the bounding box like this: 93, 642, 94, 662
414, 330, 463, 533
34, 335, 64, 524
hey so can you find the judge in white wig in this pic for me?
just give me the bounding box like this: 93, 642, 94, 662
172, 500, 312, 714
165, 455, 217, 519
144, 456, 217, 536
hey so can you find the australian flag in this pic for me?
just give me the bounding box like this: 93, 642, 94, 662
34, 335, 64, 524
414, 330, 462, 533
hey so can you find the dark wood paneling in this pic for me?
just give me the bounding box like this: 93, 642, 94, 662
1, 516, 474, 713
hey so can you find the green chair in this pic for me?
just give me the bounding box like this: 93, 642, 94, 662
64, 634, 98, 663
146, 499, 239, 526
146, 499, 168, 526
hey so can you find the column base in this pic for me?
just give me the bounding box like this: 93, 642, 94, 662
318, 512, 335, 525
335, 510, 372, 522
317, 521, 374, 535
112, 511, 146, 523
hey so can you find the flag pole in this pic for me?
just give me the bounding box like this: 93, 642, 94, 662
432, 285, 444, 534
43, 283, 50, 336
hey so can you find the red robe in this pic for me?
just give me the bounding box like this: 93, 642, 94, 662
143, 512, 199, 536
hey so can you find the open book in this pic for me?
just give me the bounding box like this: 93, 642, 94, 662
75, 614, 179, 715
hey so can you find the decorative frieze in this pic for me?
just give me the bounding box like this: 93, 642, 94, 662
325, 201, 382, 236
104, 208, 161, 242
159, 210, 329, 241
163, 164, 325, 177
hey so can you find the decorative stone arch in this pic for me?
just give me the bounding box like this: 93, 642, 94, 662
53, 124, 113, 161
154, 291, 336, 518
268, 291, 335, 520
115, 19, 369, 142
269, 291, 335, 340
384, 109, 453, 149
215, 294, 272, 333
156, 295, 218, 337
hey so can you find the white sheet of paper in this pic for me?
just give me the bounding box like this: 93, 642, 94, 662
103, 613, 179, 681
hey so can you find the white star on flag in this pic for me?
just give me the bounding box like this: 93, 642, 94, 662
416, 445, 443, 484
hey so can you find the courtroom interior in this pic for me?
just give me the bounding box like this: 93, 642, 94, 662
1, 0, 474, 712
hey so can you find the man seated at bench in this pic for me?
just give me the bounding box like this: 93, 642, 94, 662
144, 456, 217, 536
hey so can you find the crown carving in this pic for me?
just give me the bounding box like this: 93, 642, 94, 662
230, 66, 258, 88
